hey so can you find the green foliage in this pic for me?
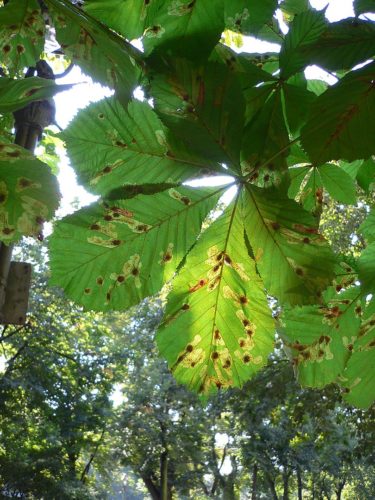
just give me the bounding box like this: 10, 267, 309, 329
0, 144, 60, 243
1, 0, 375, 408
0, 77, 72, 113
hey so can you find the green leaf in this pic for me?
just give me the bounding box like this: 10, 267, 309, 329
342, 299, 375, 409
359, 208, 375, 243
143, 0, 224, 61
357, 158, 375, 192
281, 288, 362, 387
157, 195, 274, 394
318, 164, 357, 205
62, 97, 220, 196
358, 242, 375, 295
46, 0, 140, 102
282, 82, 316, 134
354, 0, 375, 15
84, 0, 153, 40
212, 44, 277, 90
243, 186, 336, 305
0, 77, 73, 113
279, 9, 327, 79
0, 144, 60, 244
304, 20, 375, 71
280, 0, 309, 16
150, 60, 245, 169
301, 62, 375, 164
0, 0, 45, 73
49, 186, 223, 311
224, 0, 278, 34
241, 90, 290, 187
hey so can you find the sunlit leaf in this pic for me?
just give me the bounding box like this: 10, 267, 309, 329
0, 144, 60, 244
342, 298, 375, 409
49, 186, 223, 311
281, 288, 362, 387
62, 97, 222, 196
243, 186, 336, 305
318, 164, 356, 205
157, 195, 274, 394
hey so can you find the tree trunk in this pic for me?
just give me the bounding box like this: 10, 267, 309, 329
282, 470, 289, 500
141, 474, 161, 500
160, 450, 169, 500
251, 463, 258, 500
297, 467, 303, 500
336, 478, 346, 500
266, 475, 278, 500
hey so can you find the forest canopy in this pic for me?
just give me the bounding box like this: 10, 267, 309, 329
0, 0, 375, 409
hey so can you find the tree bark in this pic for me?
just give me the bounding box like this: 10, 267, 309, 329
251, 463, 258, 500
266, 474, 279, 500
297, 467, 303, 500
141, 474, 161, 500
160, 450, 169, 500
282, 469, 289, 500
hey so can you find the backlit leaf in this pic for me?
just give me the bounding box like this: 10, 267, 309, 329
0, 77, 73, 113
225, 0, 278, 34
150, 59, 245, 169
46, 0, 140, 102
143, 0, 225, 61
0, 0, 45, 73
279, 9, 327, 79
0, 144, 60, 244
243, 186, 336, 305
62, 97, 221, 196
157, 195, 274, 394
281, 288, 362, 387
49, 185, 223, 311
301, 62, 375, 164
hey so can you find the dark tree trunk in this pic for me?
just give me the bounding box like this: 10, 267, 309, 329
336, 478, 346, 500
160, 450, 169, 500
141, 474, 161, 500
297, 467, 303, 500
282, 470, 289, 500
266, 475, 279, 500
251, 463, 258, 500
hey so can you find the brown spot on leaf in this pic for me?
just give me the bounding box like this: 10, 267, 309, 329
111, 239, 121, 246
295, 268, 304, 276
16, 44, 25, 54
186, 344, 193, 353
90, 224, 100, 230
271, 222, 280, 231
103, 166, 112, 174
243, 355, 251, 363
181, 303, 190, 311
2, 45, 11, 53
211, 351, 219, 360
7, 150, 20, 158
96, 277, 104, 285
2, 227, 13, 235
84, 288, 91, 294
239, 295, 248, 305
117, 275, 125, 283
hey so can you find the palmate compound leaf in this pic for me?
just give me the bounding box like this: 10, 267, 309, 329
49, 185, 224, 311
280, 287, 363, 387
341, 298, 375, 409
0, 144, 60, 244
0, 77, 73, 114
243, 186, 336, 305
301, 61, 375, 165
0, 0, 45, 74
149, 59, 245, 170
157, 192, 274, 394
45, 0, 140, 102
62, 97, 225, 196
